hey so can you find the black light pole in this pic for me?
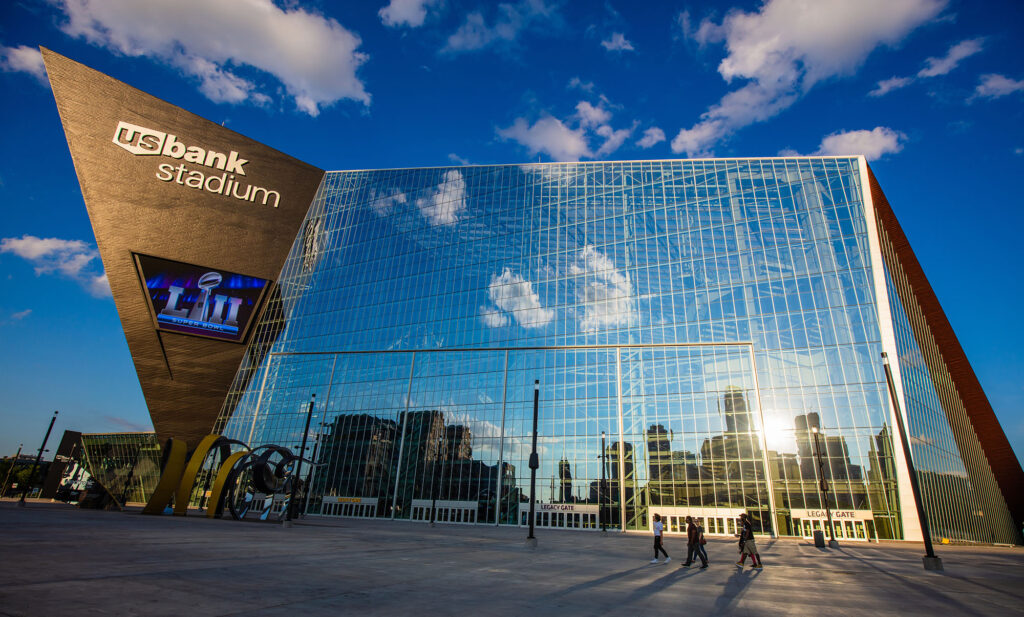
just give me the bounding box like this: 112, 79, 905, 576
599, 431, 607, 532
1, 443, 23, 499
19, 411, 58, 507
302, 421, 325, 516
526, 380, 540, 546
811, 426, 838, 548
882, 352, 942, 571
285, 394, 315, 527
430, 433, 443, 527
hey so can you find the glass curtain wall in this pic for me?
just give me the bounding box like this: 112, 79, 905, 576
218, 158, 903, 538
78, 432, 162, 505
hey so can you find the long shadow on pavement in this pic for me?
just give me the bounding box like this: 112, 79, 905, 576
541, 565, 651, 600
834, 548, 990, 617
710, 566, 762, 614
614, 564, 701, 605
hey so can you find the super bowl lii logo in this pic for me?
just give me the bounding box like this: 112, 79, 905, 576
137, 254, 268, 343
159, 271, 244, 334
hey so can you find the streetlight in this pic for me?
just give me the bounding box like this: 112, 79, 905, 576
882, 352, 942, 571
1, 443, 23, 499
810, 425, 838, 548
599, 430, 607, 533
19, 411, 58, 507
526, 380, 540, 547
302, 420, 326, 516
430, 431, 444, 527
284, 394, 315, 528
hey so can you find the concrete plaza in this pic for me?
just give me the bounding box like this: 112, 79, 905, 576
0, 500, 1021, 616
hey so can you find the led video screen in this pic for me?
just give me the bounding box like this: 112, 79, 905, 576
135, 254, 270, 343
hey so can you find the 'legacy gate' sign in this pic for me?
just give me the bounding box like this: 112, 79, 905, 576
113, 121, 282, 208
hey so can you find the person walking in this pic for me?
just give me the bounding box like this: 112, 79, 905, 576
696, 517, 709, 565
651, 513, 671, 564
735, 513, 763, 569
682, 515, 708, 568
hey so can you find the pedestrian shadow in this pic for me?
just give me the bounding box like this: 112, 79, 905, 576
710, 566, 761, 614
834, 548, 988, 617
930, 572, 1024, 601
615, 565, 701, 604
542, 565, 650, 600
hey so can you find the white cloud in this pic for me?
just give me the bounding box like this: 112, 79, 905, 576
595, 123, 634, 157
676, 9, 723, 46
917, 37, 984, 77
479, 306, 510, 328
600, 32, 634, 52
567, 77, 594, 92
443, 0, 558, 53
972, 74, 1024, 100
11, 309, 32, 320
869, 76, 913, 97
448, 153, 471, 166
370, 189, 407, 216
570, 245, 636, 332
814, 127, 906, 160
181, 55, 270, 106
636, 127, 666, 148
671, 0, 944, 156
576, 101, 612, 128
88, 273, 112, 298
869, 38, 984, 97
0, 235, 111, 297
380, 0, 440, 28
500, 99, 636, 161
498, 115, 592, 161
481, 268, 553, 329
416, 170, 466, 226
55, 0, 370, 115
0, 45, 47, 85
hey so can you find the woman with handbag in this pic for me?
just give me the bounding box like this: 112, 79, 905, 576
696, 517, 709, 565
682, 515, 709, 568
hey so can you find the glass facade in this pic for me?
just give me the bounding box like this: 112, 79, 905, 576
878, 231, 1019, 544
78, 432, 162, 505
211, 158, 1012, 542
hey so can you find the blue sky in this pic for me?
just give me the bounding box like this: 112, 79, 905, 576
0, 0, 1021, 463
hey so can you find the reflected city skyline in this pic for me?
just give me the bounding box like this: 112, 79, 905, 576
216, 159, 1019, 544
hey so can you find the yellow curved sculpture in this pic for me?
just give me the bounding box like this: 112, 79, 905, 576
143, 433, 298, 521
206, 450, 250, 519
174, 434, 224, 516
141, 438, 188, 515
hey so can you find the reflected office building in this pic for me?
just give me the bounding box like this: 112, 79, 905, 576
46, 50, 1023, 545
211, 159, 1020, 545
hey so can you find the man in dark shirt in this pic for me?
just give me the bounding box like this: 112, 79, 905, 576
682, 515, 708, 568
736, 513, 763, 569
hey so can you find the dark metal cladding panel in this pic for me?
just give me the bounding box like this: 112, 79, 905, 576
867, 166, 1024, 531
40, 430, 83, 499
42, 48, 325, 448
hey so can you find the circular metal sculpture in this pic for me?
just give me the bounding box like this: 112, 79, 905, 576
142, 434, 317, 524
223, 445, 309, 521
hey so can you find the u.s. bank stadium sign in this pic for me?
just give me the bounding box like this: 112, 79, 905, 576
112, 121, 282, 208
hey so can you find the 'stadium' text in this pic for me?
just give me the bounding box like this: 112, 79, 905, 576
114, 120, 282, 208
156, 163, 280, 208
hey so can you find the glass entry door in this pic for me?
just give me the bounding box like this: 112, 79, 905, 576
796, 517, 870, 541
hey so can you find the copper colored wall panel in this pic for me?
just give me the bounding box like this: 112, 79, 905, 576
43, 49, 324, 448
868, 166, 1024, 531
